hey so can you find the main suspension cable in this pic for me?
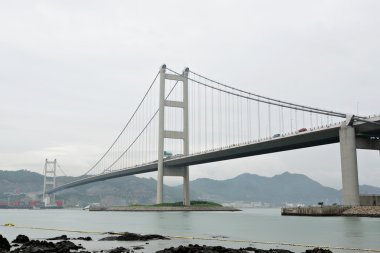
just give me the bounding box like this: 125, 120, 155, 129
189, 70, 347, 118
83, 71, 160, 176
101, 80, 180, 174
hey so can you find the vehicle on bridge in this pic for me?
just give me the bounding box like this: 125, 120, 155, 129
164, 150, 173, 157
297, 128, 308, 133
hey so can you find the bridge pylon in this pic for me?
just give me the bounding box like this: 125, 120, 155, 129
339, 125, 360, 206
157, 64, 190, 206
43, 158, 57, 206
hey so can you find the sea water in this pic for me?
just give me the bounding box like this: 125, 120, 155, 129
0, 208, 379, 252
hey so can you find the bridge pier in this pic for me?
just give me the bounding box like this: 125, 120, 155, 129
339, 125, 360, 206
183, 167, 190, 206
157, 65, 190, 206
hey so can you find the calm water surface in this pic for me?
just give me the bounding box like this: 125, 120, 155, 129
0, 208, 379, 252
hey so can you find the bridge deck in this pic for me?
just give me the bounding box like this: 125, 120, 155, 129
47, 116, 380, 194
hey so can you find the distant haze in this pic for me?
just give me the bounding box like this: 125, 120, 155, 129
0, 1, 379, 188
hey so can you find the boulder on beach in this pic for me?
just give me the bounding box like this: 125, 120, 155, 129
56, 240, 84, 250
12, 234, 30, 244
156, 244, 252, 253
100, 232, 169, 241
0, 235, 11, 252
156, 244, 302, 253
46, 235, 93, 241
12, 240, 56, 253
305, 248, 333, 253
109, 246, 131, 253
47, 235, 68, 240
11, 239, 84, 253
75, 236, 92, 241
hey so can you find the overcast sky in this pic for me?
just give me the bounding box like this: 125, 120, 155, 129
1, 1, 379, 189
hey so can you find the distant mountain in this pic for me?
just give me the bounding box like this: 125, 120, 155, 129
183, 172, 342, 205
0, 170, 43, 193
56, 175, 183, 206
1, 169, 380, 207
0, 170, 181, 206
359, 185, 380, 195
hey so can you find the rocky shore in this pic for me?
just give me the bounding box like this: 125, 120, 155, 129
282, 206, 380, 217
0, 234, 84, 253
156, 245, 332, 253
0, 232, 336, 253
99, 232, 168, 241
342, 206, 380, 217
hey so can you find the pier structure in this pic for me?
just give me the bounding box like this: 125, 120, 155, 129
340, 115, 380, 205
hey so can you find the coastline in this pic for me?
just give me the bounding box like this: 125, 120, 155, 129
0, 232, 333, 253
1, 208, 379, 252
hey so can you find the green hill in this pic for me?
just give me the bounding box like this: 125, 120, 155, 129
184, 172, 341, 205
1, 169, 379, 207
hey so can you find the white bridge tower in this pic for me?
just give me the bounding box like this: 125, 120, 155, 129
43, 158, 57, 206
157, 64, 190, 206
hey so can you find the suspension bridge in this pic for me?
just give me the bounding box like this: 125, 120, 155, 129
43, 64, 380, 207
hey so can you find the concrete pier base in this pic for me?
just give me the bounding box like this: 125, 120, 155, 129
339, 125, 360, 206
183, 167, 190, 206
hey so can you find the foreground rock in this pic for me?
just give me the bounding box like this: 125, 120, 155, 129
0, 234, 334, 253
305, 248, 332, 253
100, 232, 169, 241
156, 244, 252, 253
11, 239, 84, 253
0, 235, 11, 252
12, 235, 29, 244
47, 235, 69, 240
156, 244, 333, 253
75, 236, 92, 241
108, 247, 131, 253
47, 234, 92, 241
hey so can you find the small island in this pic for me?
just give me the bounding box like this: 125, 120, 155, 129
89, 200, 240, 212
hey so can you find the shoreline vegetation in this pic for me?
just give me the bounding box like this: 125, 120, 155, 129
0, 233, 334, 253
89, 201, 241, 212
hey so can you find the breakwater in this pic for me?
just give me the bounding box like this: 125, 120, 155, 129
281, 206, 350, 216
281, 206, 380, 217
343, 206, 380, 217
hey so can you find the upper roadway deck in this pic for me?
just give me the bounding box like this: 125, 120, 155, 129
47, 116, 380, 194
